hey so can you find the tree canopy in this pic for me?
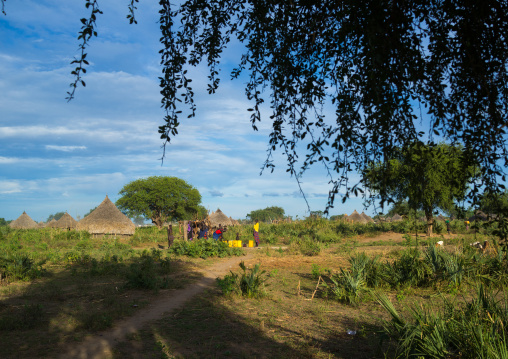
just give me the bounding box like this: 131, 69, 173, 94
46, 212, 65, 223
116, 176, 202, 228
6, 1, 506, 212
364, 142, 476, 235
246, 206, 285, 222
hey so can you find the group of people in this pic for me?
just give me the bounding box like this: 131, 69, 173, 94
166, 219, 261, 248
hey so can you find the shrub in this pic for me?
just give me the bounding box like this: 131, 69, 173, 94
376, 285, 508, 359
168, 239, 244, 259
124, 250, 172, 291
0, 253, 46, 281
299, 239, 322, 256
216, 261, 267, 298
0, 303, 45, 331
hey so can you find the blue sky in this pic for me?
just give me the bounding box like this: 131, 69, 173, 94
0, 0, 370, 222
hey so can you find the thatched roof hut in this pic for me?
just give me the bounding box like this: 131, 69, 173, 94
361, 212, 375, 223
391, 214, 403, 222
76, 195, 135, 235
349, 210, 367, 224
9, 211, 38, 229
45, 218, 58, 228
208, 209, 233, 228
54, 212, 78, 230
229, 217, 240, 226
469, 211, 489, 222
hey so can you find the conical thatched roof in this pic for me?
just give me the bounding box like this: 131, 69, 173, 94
76, 196, 135, 235
436, 214, 447, 221
55, 212, 78, 229
229, 216, 240, 226
469, 211, 488, 222
349, 210, 367, 223
208, 209, 233, 227
45, 219, 57, 228
9, 211, 38, 229
391, 214, 403, 222
342, 214, 349, 222
361, 212, 375, 223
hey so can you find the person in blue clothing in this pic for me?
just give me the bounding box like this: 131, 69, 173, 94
213, 225, 223, 240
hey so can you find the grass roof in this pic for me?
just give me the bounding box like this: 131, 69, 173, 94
9, 211, 38, 229
76, 195, 135, 235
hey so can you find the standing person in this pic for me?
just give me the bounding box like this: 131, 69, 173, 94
198, 223, 206, 239
465, 220, 470, 231
167, 224, 174, 248
213, 225, 223, 240
446, 220, 451, 235
253, 219, 260, 247
187, 221, 193, 241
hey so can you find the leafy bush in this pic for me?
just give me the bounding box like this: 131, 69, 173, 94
124, 249, 172, 291
0, 303, 45, 331
169, 239, 244, 259
298, 238, 322, 256
216, 261, 267, 298
323, 253, 380, 304
0, 253, 46, 281
376, 285, 508, 359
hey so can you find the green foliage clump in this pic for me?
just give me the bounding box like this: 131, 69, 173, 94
0, 303, 45, 331
247, 206, 285, 222
298, 238, 322, 256
323, 252, 381, 305
216, 262, 267, 298
377, 285, 508, 359
168, 239, 244, 259
0, 253, 46, 281
116, 176, 202, 228
124, 249, 172, 291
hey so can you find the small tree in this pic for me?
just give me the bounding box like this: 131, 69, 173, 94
116, 176, 202, 229
47, 212, 65, 222
364, 142, 476, 236
132, 215, 145, 226
84, 207, 97, 218
247, 206, 285, 222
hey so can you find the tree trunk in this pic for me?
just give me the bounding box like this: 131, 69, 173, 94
425, 208, 433, 236
183, 220, 188, 241
151, 213, 163, 229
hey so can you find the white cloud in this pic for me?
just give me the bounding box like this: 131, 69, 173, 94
0, 180, 24, 194
45, 145, 87, 152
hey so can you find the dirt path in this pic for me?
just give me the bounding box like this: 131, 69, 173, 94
61, 252, 254, 359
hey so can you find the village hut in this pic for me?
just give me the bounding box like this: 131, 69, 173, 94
45, 219, 57, 228
38, 221, 45, 228
76, 195, 135, 236
54, 212, 78, 230
349, 210, 367, 224
391, 214, 403, 222
229, 217, 240, 226
9, 211, 39, 229
361, 212, 375, 223
341, 214, 349, 222
436, 214, 447, 222
208, 209, 233, 228
469, 211, 489, 222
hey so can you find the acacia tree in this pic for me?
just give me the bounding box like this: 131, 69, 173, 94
116, 176, 202, 229
5, 1, 506, 211
364, 143, 476, 236
47, 212, 65, 222
247, 206, 285, 222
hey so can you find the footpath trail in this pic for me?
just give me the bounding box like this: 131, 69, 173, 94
61, 251, 255, 359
